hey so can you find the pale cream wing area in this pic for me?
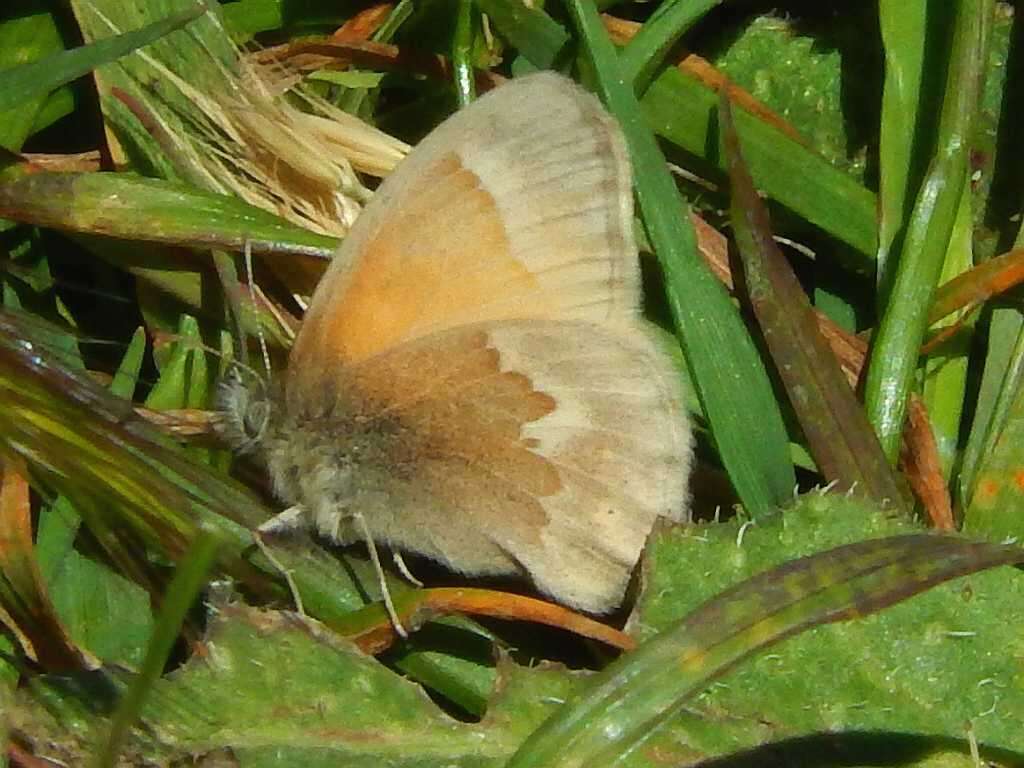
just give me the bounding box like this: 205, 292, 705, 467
289, 73, 640, 384
310, 319, 692, 613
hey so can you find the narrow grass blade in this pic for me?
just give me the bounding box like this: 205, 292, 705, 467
922, 185, 974, 478
720, 95, 906, 510
865, 0, 993, 460
508, 534, 1024, 767
91, 529, 220, 768
875, 0, 929, 285
109, 327, 146, 400
453, 0, 477, 106
0, 5, 203, 114
0, 171, 338, 260
565, 0, 795, 514
619, 0, 721, 90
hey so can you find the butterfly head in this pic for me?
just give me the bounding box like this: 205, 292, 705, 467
216, 363, 273, 455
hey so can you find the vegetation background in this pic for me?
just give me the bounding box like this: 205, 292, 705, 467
0, 0, 1023, 765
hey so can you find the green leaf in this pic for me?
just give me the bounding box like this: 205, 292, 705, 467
706, 13, 868, 178
36, 497, 154, 669
508, 495, 1024, 766
0, 12, 65, 151
922, 185, 975, 479
960, 309, 1024, 509
143, 605, 501, 763
144, 315, 207, 410
0, 6, 204, 115
963, 367, 1024, 540
565, 0, 795, 514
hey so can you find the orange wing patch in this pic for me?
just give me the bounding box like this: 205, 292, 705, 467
290, 74, 642, 378
300, 153, 545, 365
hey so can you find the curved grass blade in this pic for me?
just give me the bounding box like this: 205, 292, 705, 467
0, 5, 203, 115
0, 171, 338, 260
719, 93, 906, 511
565, 0, 795, 515
508, 533, 1024, 767
618, 0, 721, 91
865, 0, 993, 460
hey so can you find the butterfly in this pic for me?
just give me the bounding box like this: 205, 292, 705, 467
219, 72, 693, 614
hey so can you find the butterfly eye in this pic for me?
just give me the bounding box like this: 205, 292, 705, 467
243, 399, 270, 443
215, 370, 271, 454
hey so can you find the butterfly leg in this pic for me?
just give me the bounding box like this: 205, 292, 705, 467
348, 511, 409, 639
253, 505, 308, 616
392, 551, 424, 587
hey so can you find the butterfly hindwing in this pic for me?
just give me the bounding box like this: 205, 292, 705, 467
275, 319, 690, 613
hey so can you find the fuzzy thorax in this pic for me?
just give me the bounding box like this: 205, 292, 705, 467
216, 371, 397, 544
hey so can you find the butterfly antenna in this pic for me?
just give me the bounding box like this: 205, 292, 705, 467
244, 239, 273, 380
352, 511, 409, 638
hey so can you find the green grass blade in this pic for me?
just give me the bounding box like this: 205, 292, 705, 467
922, 186, 974, 479
565, 0, 795, 513
720, 95, 906, 510
109, 327, 146, 400
865, 0, 993, 460
0, 172, 338, 259
642, 69, 878, 263
0, 5, 204, 115
91, 529, 220, 768
619, 0, 721, 90
508, 533, 1023, 767
453, 0, 477, 107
